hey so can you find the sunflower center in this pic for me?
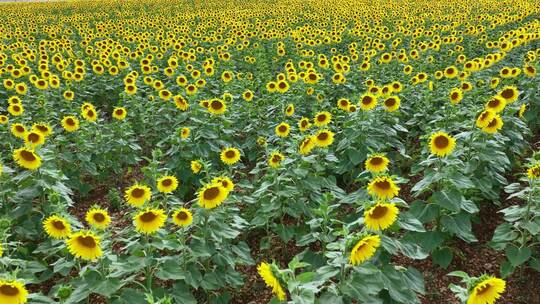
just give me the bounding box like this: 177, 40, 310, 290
131, 188, 145, 198
317, 132, 329, 141
20, 150, 37, 162
369, 205, 389, 219
362, 96, 372, 105
501, 89, 514, 99
203, 186, 220, 200
115, 109, 124, 116
0, 284, 19, 296
340, 100, 348, 106
370, 157, 384, 166
487, 118, 497, 128
140, 212, 157, 222
37, 125, 48, 132
161, 178, 173, 187
375, 180, 391, 190
66, 118, 75, 126
93, 213, 106, 222
13, 105, 21, 111
317, 115, 326, 122
225, 150, 236, 158
87, 110, 95, 117
278, 82, 286, 89
488, 99, 500, 108
272, 155, 282, 162
52, 220, 66, 230
385, 98, 396, 107
16, 126, 25, 132
475, 284, 492, 296
479, 112, 490, 121
28, 133, 41, 143
451, 92, 459, 100
301, 121, 308, 128
434, 136, 449, 149
211, 100, 223, 110
278, 125, 287, 132
176, 211, 188, 221
77, 236, 97, 248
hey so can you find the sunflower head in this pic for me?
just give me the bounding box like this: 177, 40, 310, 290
257, 262, 286, 301
134, 208, 167, 235
299, 135, 316, 155
359, 93, 378, 111
67, 231, 103, 260
467, 276, 506, 304
0, 280, 28, 304
349, 234, 381, 265
367, 176, 400, 200
298, 117, 311, 132
172, 208, 193, 227
198, 183, 228, 209
13, 147, 42, 170
43, 215, 71, 239
212, 176, 235, 192
275, 122, 291, 138
429, 131, 456, 157
383, 96, 401, 112
85, 208, 111, 229
124, 184, 152, 207
220, 147, 241, 165
268, 151, 285, 168
112, 107, 127, 120
365, 154, 390, 173
527, 164, 540, 179
476, 110, 496, 128
313, 111, 332, 126
481, 115, 503, 134
364, 202, 399, 230
497, 86, 519, 103
314, 129, 335, 148
157, 175, 179, 193
191, 160, 203, 174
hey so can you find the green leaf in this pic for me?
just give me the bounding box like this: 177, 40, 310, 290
447, 271, 469, 279
156, 260, 186, 280
431, 189, 461, 213
505, 245, 531, 267
398, 213, 425, 232
432, 247, 453, 269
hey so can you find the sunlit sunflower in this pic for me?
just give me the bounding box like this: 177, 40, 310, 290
429, 131, 456, 157
298, 117, 311, 132
497, 86, 519, 103
85, 208, 111, 229
268, 151, 285, 168
367, 176, 400, 199
112, 107, 127, 120
364, 202, 399, 230
337, 98, 351, 111
257, 262, 286, 301
0, 115, 8, 125
43, 215, 71, 239
10, 123, 26, 138
0, 280, 28, 304
275, 122, 291, 138
485, 97, 506, 113
299, 135, 316, 155
359, 93, 378, 111
476, 110, 496, 128
518, 104, 527, 118
172, 208, 193, 227
191, 160, 203, 174
157, 175, 179, 193
173, 95, 189, 111
365, 154, 390, 173
124, 184, 152, 207
82, 108, 98, 122
61, 116, 80, 132
349, 235, 381, 265
527, 164, 540, 179
198, 183, 228, 209
313, 111, 332, 126
467, 276, 506, 304
7, 104, 24, 116
32, 123, 52, 137
383, 96, 401, 112
449, 88, 463, 105
242, 90, 254, 101
66, 231, 102, 260
134, 208, 167, 234
24, 131, 45, 148
212, 176, 235, 193
314, 129, 334, 148
13, 147, 41, 170
285, 104, 295, 116
220, 147, 241, 165
482, 115, 503, 134
208, 98, 227, 115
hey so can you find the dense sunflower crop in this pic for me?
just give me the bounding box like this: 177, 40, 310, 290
0, 0, 539, 303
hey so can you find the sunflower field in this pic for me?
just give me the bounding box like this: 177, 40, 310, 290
0, 0, 539, 303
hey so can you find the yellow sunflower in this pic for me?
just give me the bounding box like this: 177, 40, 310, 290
13, 147, 41, 170
7, 104, 24, 116
337, 98, 351, 111
134, 208, 167, 235
285, 104, 295, 116
314, 129, 335, 148
359, 93, 378, 111
313, 111, 332, 126
173, 95, 189, 111
220, 147, 241, 165
449, 88, 463, 105
32, 123, 53, 137
157, 175, 179, 193
268, 151, 285, 168
0, 280, 28, 304
82, 108, 98, 122
85, 208, 111, 229
124, 184, 152, 207
172, 208, 193, 227
0, 115, 8, 125
485, 97, 506, 113
519, 104, 527, 118
467, 276, 506, 304
24, 131, 45, 148
61, 116, 80, 132
212, 176, 235, 192
497, 86, 519, 103
257, 262, 286, 301
180, 127, 190, 139
191, 160, 203, 174
364, 202, 399, 230
482, 115, 503, 134
367, 176, 400, 199
527, 164, 540, 179
298, 117, 311, 132
299, 135, 316, 155
112, 107, 127, 120
349, 235, 381, 265
275, 122, 291, 138
66, 231, 103, 260
198, 183, 228, 209
476, 110, 496, 128
429, 131, 456, 157
43, 215, 71, 239
365, 154, 390, 173
383, 96, 401, 112
10, 123, 26, 138
208, 99, 227, 115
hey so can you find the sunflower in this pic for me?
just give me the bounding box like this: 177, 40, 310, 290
489, 78, 500, 89
365, 154, 389, 173
134, 208, 167, 234
0, 280, 28, 304
285, 104, 295, 116
208, 99, 226, 115
125, 84, 137, 95
268, 151, 285, 168
7, 104, 24, 116
173, 95, 189, 111
276, 81, 290, 93
476, 110, 496, 128
314, 129, 334, 148
383, 96, 401, 112
157, 175, 179, 193
220, 147, 241, 165
124, 184, 152, 207
429, 131, 456, 157
467, 276, 506, 304
0, 115, 8, 125
482, 115, 503, 134
10, 123, 26, 138
527, 164, 540, 179
359, 93, 378, 111
313, 111, 332, 126
43, 215, 71, 239
257, 262, 286, 301
364, 202, 399, 230
32, 123, 52, 137
299, 135, 316, 155
337, 98, 350, 110
518, 104, 527, 118
212, 176, 235, 192
275, 122, 291, 138
85, 208, 111, 229
191, 160, 203, 174
61, 116, 80, 132
497, 86, 519, 103
13, 147, 41, 170
367, 176, 400, 199
298, 117, 311, 132
180, 127, 190, 139
24, 131, 45, 148
485, 97, 506, 113
198, 183, 228, 209
112, 107, 127, 120
444, 65, 458, 78
449, 88, 463, 104
524, 65, 536, 77
349, 235, 381, 265
66, 231, 103, 260
172, 208, 193, 227
242, 90, 254, 101
82, 108, 98, 122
